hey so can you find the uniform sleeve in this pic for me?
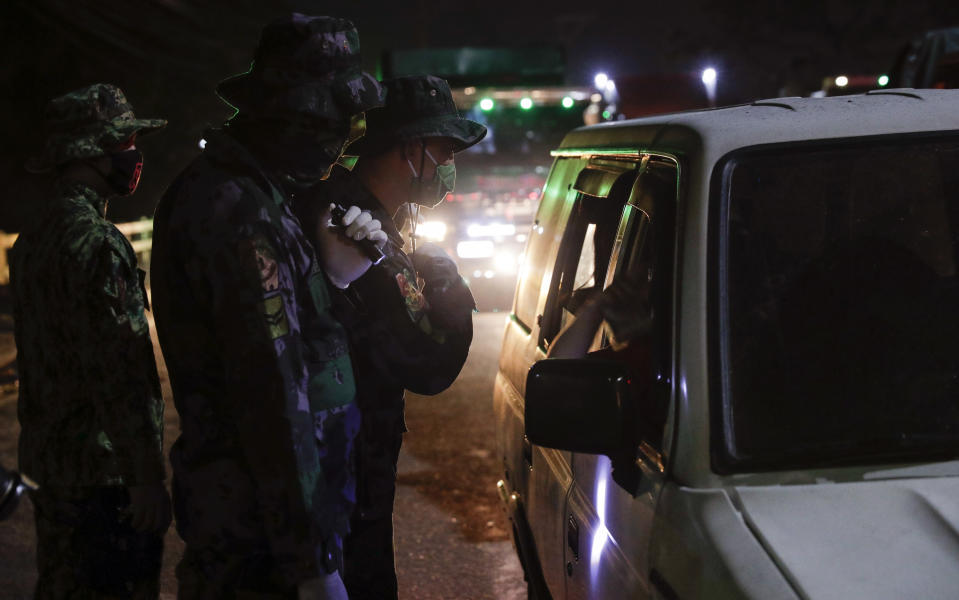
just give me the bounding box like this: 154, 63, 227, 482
188, 193, 332, 582
82, 236, 165, 485
343, 246, 475, 395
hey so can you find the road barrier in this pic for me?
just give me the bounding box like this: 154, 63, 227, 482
0, 219, 154, 285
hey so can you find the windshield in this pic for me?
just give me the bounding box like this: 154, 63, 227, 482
716, 135, 959, 471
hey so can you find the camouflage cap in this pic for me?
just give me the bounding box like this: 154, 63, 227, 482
26, 83, 167, 173
216, 13, 384, 123
346, 75, 487, 156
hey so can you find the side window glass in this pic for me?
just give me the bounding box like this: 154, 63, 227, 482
514, 158, 582, 329
602, 160, 678, 452
539, 169, 636, 349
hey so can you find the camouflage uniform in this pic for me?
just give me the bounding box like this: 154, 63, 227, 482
299, 75, 484, 600
11, 83, 167, 599
149, 14, 383, 598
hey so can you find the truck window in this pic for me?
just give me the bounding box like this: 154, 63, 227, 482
602, 160, 679, 451
718, 136, 959, 472
513, 157, 582, 331
539, 169, 635, 349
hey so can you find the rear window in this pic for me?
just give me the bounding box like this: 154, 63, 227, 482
716, 135, 959, 471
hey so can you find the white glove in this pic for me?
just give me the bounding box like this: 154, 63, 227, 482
297, 571, 348, 600
340, 205, 388, 248
315, 203, 387, 289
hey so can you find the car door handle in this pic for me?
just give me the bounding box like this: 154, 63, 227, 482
567, 514, 580, 562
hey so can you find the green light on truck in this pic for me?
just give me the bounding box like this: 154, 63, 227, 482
520, 98, 533, 110
561, 96, 575, 109
878, 74, 890, 87
602, 110, 611, 119
479, 98, 495, 111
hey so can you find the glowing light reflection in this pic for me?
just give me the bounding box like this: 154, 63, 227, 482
590, 456, 611, 576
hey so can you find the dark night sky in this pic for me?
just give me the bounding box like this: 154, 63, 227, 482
2, 0, 958, 229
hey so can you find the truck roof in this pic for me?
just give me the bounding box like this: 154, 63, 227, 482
558, 89, 959, 162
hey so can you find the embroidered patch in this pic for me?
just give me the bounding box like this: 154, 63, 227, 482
239, 234, 280, 291
395, 269, 427, 316
260, 294, 290, 339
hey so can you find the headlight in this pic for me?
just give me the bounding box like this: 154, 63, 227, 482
417, 220, 447, 242
494, 251, 518, 274
467, 223, 516, 238
457, 240, 495, 259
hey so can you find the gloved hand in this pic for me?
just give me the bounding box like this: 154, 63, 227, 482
297, 571, 349, 600
315, 204, 388, 289
411, 242, 475, 330
410, 242, 460, 294
125, 482, 172, 534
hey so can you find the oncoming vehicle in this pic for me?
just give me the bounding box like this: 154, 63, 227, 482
494, 89, 959, 599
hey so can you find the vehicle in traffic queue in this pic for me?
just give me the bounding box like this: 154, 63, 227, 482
493, 88, 959, 599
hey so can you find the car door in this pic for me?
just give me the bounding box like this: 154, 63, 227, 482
526, 155, 643, 598
497, 154, 587, 598
564, 156, 680, 599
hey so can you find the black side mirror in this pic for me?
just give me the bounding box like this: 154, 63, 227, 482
525, 358, 631, 455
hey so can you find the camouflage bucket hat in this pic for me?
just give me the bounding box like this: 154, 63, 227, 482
216, 13, 385, 123
346, 75, 487, 156
26, 83, 167, 173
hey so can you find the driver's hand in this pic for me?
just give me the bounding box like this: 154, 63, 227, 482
601, 276, 654, 346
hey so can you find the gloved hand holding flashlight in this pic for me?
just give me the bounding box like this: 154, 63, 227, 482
314, 203, 388, 289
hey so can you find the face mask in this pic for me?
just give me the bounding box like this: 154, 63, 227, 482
96, 149, 143, 196
407, 146, 455, 209
233, 115, 354, 192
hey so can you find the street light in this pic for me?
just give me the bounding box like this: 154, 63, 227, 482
702, 67, 718, 107
594, 72, 609, 90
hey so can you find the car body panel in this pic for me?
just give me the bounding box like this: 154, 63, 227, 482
735, 477, 959, 600
494, 89, 959, 599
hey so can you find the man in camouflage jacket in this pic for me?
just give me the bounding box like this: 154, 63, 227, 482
11, 83, 169, 599
296, 75, 485, 600
150, 14, 385, 599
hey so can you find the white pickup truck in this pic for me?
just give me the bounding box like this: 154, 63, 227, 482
494, 89, 959, 599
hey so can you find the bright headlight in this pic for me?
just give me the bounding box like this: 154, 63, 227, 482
457, 240, 495, 259
467, 223, 517, 238
417, 220, 447, 242
494, 251, 518, 274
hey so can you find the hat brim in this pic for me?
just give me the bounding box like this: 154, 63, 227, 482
216, 66, 384, 121
24, 116, 167, 174
347, 114, 487, 156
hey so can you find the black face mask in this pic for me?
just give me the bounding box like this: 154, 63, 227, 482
94, 149, 143, 197
230, 116, 349, 191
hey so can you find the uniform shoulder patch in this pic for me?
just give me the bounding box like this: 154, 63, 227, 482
260, 294, 290, 339
238, 233, 280, 292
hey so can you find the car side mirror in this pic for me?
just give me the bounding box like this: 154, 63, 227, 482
525, 358, 631, 455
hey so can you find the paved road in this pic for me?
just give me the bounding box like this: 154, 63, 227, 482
0, 311, 525, 599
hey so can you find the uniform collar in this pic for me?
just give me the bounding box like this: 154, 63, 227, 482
55, 181, 108, 218
202, 127, 289, 207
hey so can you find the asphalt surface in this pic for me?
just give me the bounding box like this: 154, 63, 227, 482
0, 309, 525, 599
